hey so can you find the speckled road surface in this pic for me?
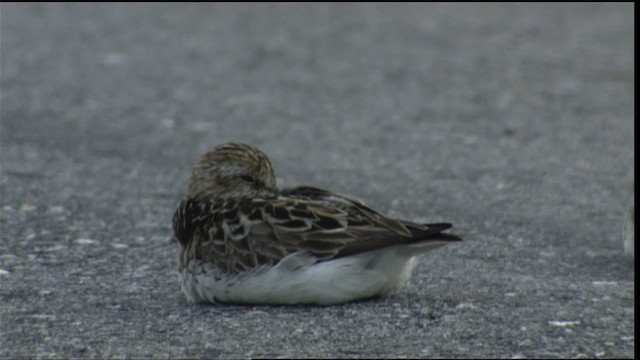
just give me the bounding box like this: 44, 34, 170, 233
1, 3, 634, 358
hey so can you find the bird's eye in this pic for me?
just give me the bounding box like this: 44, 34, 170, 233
239, 175, 255, 183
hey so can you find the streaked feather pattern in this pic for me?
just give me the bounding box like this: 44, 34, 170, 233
174, 143, 462, 305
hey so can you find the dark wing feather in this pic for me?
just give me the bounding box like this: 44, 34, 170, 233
278, 186, 462, 258
174, 186, 462, 273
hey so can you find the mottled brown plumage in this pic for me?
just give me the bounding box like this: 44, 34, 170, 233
173, 143, 462, 304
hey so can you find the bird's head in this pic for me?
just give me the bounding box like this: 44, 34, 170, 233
187, 143, 277, 200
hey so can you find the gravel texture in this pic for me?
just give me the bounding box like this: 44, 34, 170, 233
1, 3, 634, 359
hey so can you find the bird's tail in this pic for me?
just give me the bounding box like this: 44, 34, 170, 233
401, 222, 463, 255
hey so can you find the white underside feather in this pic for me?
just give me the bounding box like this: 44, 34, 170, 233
180, 243, 447, 305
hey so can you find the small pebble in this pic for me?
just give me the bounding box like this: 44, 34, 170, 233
75, 238, 99, 245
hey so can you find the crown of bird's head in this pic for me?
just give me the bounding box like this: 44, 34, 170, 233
188, 143, 277, 199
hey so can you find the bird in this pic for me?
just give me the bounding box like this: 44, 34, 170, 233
173, 142, 462, 305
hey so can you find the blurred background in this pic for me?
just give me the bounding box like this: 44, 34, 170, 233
1, 3, 634, 358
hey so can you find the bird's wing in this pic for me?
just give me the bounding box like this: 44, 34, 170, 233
173, 188, 461, 273
279, 185, 462, 255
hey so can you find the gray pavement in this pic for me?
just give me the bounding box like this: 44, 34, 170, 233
0, 3, 634, 359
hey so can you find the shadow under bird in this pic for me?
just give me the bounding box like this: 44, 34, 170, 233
173, 143, 462, 305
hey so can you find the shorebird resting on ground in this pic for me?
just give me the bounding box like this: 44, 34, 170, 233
173, 143, 462, 305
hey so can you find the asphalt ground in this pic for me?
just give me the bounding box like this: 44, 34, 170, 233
0, 3, 634, 358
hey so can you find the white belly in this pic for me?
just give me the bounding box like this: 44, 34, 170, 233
179, 245, 419, 305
